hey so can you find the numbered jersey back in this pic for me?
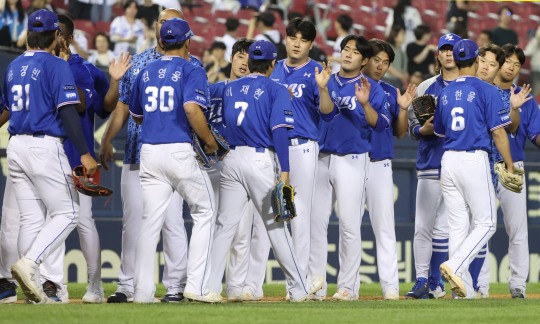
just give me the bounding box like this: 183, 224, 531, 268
222, 74, 294, 148
4, 51, 80, 137
129, 56, 209, 145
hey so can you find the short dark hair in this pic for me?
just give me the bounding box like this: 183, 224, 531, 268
336, 14, 353, 32
257, 11, 275, 27
498, 5, 513, 16
123, 0, 137, 11
479, 29, 493, 41
340, 35, 373, 59
455, 57, 477, 69
285, 17, 316, 42
413, 24, 431, 40
248, 59, 274, 74
501, 43, 525, 65
231, 38, 254, 57
287, 11, 303, 22
369, 39, 395, 63
479, 44, 505, 67
57, 14, 74, 37
27, 29, 56, 49
225, 17, 239, 32
210, 41, 226, 52
163, 39, 187, 51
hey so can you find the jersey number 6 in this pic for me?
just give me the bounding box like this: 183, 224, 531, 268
451, 107, 465, 131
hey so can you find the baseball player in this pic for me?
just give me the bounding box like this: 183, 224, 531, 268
362, 39, 416, 300
435, 39, 515, 299
203, 40, 323, 303
129, 18, 218, 304
406, 33, 461, 299
99, 8, 191, 303
473, 44, 537, 299
2, 9, 98, 304
310, 35, 390, 301
204, 38, 262, 302
226, 17, 325, 301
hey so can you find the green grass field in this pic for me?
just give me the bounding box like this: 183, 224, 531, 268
1, 283, 539, 323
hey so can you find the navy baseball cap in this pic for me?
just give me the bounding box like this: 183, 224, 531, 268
438, 33, 462, 50
453, 39, 479, 61
27, 9, 60, 32
160, 18, 194, 44
248, 40, 277, 60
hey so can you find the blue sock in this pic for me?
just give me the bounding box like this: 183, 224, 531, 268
469, 244, 488, 291
429, 238, 448, 288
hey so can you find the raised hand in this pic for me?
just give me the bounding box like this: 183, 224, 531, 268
109, 52, 133, 82
397, 84, 417, 110
510, 84, 533, 110
354, 77, 371, 105
314, 61, 332, 89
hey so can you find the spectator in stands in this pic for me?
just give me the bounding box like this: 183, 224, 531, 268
88, 32, 117, 70
525, 25, 540, 96
446, 1, 478, 32
71, 28, 89, 59
385, 0, 422, 51
27, 0, 51, 16
221, 17, 240, 62
90, 0, 115, 23
69, 0, 91, 20
205, 41, 231, 84
491, 5, 518, 46
247, 10, 281, 45
137, 0, 160, 29
476, 29, 493, 48
383, 25, 408, 90
0, 0, 27, 49
329, 14, 352, 74
406, 24, 436, 81
450, 21, 467, 39
110, 0, 147, 55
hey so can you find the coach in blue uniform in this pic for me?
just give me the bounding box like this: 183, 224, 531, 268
3, 9, 97, 304
310, 35, 389, 301
129, 18, 218, 304
434, 39, 515, 299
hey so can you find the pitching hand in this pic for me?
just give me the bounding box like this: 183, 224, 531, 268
397, 84, 417, 110
109, 52, 133, 82
314, 62, 332, 89
354, 77, 371, 106
510, 84, 533, 110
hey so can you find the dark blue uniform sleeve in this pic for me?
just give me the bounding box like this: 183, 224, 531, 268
485, 86, 511, 132
270, 85, 294, 130
183, 66, 209, 109
129, 73, 143, 118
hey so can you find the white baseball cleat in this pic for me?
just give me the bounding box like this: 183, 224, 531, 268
429, 285, 446, 299
184, 291, 223, 303
82, 281, 105, 304
332, 289, 357, 301
308, 276, 324, 295
241, 288, 263, 301
383, 289, 400, 300
440, 262, 466, 298
11, 257, 49, 304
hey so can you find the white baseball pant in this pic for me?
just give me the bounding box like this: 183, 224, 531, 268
206, 146, 311, 301
134, 143, 214, 303
118, 163, 188, 297
440, 150, 497, 299
413, 177, 448, 279
365, 159, 399, 295
309, 152, 369, 299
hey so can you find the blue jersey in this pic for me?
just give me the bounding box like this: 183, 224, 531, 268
270, 59, 322, 141
63, 54, 112, 168
223, 74, 294, 148
370, 80, 400, 160
319, 73, 389, 155
433, 76, 510, 151
409, 75, 449, 173
129, 56, 208, 144
3, 51, 80, 137
119, 48, 206, 163
209, 80, 228, 136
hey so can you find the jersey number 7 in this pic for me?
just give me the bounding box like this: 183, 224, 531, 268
235, 101, 249, 126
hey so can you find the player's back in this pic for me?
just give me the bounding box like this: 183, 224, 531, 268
4, 51, 79, 137
223, 74, 292, 148
435, 76, 508, 152
132, 56, 207, 145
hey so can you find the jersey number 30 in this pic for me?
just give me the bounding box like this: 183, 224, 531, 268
144, 86, 174, 112
451, 107, 465, 131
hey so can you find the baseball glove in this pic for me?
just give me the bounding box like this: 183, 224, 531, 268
412, 94, 437, 126
72, 165, 113, 196
271, 180, 297, 222
193, 124, 230, 169
495, 162, 524, 193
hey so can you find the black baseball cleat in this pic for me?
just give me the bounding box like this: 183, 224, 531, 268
161, 293, 184, 303
107, 292, 133, 303
405, 278, 429, 299
42, 280, 61, 302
